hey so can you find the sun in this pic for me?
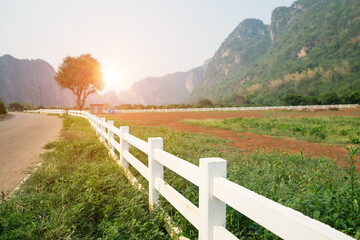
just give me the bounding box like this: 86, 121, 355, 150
103, 66, 120, 88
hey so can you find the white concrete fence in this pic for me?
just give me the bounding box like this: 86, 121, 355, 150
25, 104, 357, 114
55, 109, 354, 240
114, 104, 357, 113
25, 109, 65, 114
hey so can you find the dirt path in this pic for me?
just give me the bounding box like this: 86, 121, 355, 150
109, 109, 360, 169
0, 112, 62, 194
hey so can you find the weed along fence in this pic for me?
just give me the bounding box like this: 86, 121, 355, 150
56, 109, 354, 240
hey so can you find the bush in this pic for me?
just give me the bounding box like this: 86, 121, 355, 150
21, 102, 34, 110
319, 93, 341, 105
284, 94, 303, 105
342, 90, 360, 104
8, 102, 24, 112
0, 99, 7, 114
196, 99, 214, 108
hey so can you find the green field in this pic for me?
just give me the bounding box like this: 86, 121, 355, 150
109, 116, 360, 239
1, 115, 359, 239
183, 116, 360, 145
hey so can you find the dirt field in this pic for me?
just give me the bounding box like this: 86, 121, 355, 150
108, 108, 360, 169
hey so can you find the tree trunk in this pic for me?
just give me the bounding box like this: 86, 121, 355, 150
76, 95, 81, 110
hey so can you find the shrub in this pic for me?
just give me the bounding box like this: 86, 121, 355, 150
0, 99, 7, 114
196, 99, 214, 108
8, 102, 24, 112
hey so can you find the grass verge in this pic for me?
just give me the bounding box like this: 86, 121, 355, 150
0, 116, 169, 239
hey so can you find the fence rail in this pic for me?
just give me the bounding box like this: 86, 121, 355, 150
31, 109, 355, 240
25, 104, 357, 115
115, 104, 357, 113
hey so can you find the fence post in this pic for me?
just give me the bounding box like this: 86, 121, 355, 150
108, 120, 115, 155
100, 117, 106, 142
95, 117, 99, 135
97, 117, 101, 136
148, 137, 164, 210
119, 126, 129, 168
92, 115, 95, 129
199, 158, 227, 240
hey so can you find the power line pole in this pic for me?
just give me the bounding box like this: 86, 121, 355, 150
38, 86, 42, 107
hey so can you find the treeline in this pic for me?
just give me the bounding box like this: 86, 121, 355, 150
114, 99, 216, 110
0, 99, 7, 114
283, 90, 360, 106
0, 100, 61, 112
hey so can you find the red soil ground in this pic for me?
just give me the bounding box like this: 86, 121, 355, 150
108, 108, 360, 169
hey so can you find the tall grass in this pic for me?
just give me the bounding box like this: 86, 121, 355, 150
110, 118, 360, 239
0, 116, 169, 239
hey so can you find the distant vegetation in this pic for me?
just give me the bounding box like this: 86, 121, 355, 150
0, 99, 7, 115
6, 102, 37, 111
190, 0, 360, 106
7, 102, 25, 112
113, 99, 215, 110
284, 90, 360, 105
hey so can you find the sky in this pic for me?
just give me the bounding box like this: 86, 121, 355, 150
0, 0, 294, 93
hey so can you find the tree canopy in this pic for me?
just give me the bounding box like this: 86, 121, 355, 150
8, 102, 24, 112
55, 54, 103, 110
0, 99, 7, 114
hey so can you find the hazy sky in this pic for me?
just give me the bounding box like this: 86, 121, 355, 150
0, 0, 294, 93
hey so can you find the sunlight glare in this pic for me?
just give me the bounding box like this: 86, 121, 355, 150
103, 66, 120, 88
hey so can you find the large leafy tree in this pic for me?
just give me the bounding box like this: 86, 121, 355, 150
55, 54, 103, 110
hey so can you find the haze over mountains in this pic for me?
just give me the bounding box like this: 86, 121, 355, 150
0, 55, 122, 107
1, 0, 359, 107
117, 60, 209, 105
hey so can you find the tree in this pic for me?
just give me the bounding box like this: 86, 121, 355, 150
21, 102, 34, 110
55, 54, 103, 110
342, 90, 360, 104
0, 99, 7, 114
319, 93, 340, 105
284, 94, 303, 105
8, 102, 24, 111
196, 99, 214, 107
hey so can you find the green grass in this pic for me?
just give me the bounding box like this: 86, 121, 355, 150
183, 116, 360, 145
0, 114, 6, 120
107, 117, 360, 239
0, 116, 169, 240
2, 115, 358, 239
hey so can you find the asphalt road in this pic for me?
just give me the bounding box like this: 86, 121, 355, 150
0, 112, 62, 194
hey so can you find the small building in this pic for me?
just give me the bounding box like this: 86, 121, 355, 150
90, 104, 103, 114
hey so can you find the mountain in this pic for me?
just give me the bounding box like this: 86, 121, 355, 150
86, 90, 121, 106
190, 19, 271, 103
0, 55, 120, 107
118, 60, 209, 105
0, 54, 74, 106
190, 0, 360, 105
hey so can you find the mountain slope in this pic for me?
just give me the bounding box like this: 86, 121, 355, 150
0, 55, 75, 106
190, 19, 271, 103
190, 0, 360, 105
118, 60, 209, 105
